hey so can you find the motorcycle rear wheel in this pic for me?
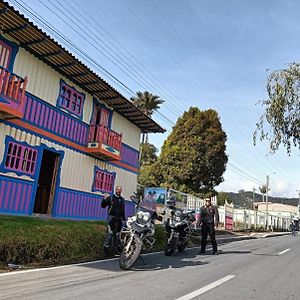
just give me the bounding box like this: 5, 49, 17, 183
119, 234, 142, 270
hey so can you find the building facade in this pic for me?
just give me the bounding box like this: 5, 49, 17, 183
0, 2, 164, 220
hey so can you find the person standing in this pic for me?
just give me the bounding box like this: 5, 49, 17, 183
290, 221, 296, 236
199, 197, 219, 255
101, 185, 126, 255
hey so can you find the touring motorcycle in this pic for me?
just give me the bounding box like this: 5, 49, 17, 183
163, 199, 195, 256
119, 194, 162, 270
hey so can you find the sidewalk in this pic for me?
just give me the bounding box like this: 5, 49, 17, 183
191, 230, 292, 245
216, 231, 291, 243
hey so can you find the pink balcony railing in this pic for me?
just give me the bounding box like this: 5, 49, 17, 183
0, 66, 28, 118
88, 124, 122, 157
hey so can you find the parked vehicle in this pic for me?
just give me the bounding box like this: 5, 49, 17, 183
119, 194, 162, 270
163, 198, 195, 256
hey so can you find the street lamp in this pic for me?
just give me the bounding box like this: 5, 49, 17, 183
266, 172, 276, 230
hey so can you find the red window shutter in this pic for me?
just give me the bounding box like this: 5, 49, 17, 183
0, 40, 12, 69
100, 108, 110, 127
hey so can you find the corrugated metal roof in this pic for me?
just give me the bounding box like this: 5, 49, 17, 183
0, 1, 165, 133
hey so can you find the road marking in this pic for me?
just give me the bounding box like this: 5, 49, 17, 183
278, 248, 290, 255
176, 275, 235, 300
0, 257, 121, 277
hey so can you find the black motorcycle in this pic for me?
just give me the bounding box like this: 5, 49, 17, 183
164, 207, 195, 256
119, 195, 162, 270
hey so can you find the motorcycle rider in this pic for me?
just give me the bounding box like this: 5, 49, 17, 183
199, 197, 219, 255
102, 185, 125, 255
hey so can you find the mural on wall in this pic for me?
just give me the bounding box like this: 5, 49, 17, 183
141, 187, 167, 211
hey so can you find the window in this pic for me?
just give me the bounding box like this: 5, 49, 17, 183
92, 167, 115, 193
4, 141, 38, 176
57, 80, 85, 118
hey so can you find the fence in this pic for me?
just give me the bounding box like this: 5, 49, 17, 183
218, 206, 293, 231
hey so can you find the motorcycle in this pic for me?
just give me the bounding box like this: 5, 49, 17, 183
119, 195, 161, 270
163, 204, 195, 256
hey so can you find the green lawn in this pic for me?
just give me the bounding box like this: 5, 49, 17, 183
0, 216, 107, 268
0, 215, 167, 270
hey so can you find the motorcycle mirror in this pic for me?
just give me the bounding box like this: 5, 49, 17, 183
130, 195, 140, 205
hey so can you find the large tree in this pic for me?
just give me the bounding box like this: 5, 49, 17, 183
139, 142, 158, 166
217, 192, 232, 206
137, 142, 162, 190
254, 63, 300, 154
157, 107, 228, 195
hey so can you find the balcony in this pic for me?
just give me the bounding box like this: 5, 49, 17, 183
87, 124, 122, 160
0, 66, 28, 119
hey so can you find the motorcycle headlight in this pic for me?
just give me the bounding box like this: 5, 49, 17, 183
137, 211, 151, 225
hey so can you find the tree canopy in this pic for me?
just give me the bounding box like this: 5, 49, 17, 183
131, 91, 164, 117
254, 63, 300, 154
156, 107, 228, 195
137, 142, 162, 188
139, 142, 158, 166
217, 192, 232, 206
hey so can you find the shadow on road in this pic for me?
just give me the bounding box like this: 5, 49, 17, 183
77, 249, 209, 272
131, 250, 209, 271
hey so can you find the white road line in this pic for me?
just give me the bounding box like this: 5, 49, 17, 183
278, 248, 290, 255
176, 275, 235, 300
0, 257, 120, 277
0, 245, 213, 277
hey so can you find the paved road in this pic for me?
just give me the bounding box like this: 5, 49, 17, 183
0, 234, 299, 300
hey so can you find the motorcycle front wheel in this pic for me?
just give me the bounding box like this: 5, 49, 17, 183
119, 233, 142, 270
177, 239, 188, 252
164, 235, 177, 256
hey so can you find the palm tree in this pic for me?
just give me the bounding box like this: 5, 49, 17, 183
131, 91, 164, 143
259, 185, 267, 202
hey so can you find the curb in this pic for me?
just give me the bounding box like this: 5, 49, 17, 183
191, 232, 291, 244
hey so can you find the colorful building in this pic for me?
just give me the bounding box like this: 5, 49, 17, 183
0, 1, 164, 220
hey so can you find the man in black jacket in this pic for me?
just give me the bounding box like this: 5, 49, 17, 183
101, 185, 125, 254
199, 197, 219, 255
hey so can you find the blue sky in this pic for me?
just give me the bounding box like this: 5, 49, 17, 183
10, 0, 300, 198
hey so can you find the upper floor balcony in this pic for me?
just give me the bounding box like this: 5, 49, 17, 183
0, 66, 28, 119
87, 124, 122, 160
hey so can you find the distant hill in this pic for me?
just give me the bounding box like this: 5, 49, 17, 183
225, 191, 299, 209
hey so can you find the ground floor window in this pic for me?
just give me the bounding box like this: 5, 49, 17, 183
2, 138, 38, 177
92, 166, 115, 193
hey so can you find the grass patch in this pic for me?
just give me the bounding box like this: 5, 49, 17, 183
0, 216, 170, 269
0, 216, 206, 270
0, 216, 107, 268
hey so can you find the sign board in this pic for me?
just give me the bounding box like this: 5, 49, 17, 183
142, 187, 167, 211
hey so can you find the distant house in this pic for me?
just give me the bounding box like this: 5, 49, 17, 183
0, 2, 164, 220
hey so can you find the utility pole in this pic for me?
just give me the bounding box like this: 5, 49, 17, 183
252, 187, 256, 229
266, 175, 269, 230
252, 187, 256, 209
266, 172, 276, 230
296, 190, 300, 220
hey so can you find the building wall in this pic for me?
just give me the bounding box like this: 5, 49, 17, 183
12, 39, 141, 150
0, 34, 142, 220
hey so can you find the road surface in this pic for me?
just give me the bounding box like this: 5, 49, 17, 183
0, 234, 299, 300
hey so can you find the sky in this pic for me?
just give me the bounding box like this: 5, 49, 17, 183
8, 0, 300, 199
